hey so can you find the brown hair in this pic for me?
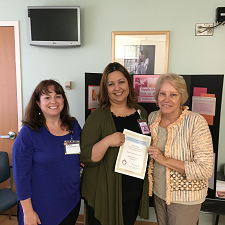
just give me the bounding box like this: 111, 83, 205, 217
98, 62, 138, 109
22, 79, 75, 131
154, 73, 188, 106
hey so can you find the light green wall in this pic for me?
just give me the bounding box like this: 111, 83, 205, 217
1, 0, 225, 224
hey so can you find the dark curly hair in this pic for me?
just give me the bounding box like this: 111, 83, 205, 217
22, 79, 75, 131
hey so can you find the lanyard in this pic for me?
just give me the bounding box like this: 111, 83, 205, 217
69, 130, 74, 140
137, 109, 150, 134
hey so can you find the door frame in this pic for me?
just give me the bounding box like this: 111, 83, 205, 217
0, 21, 22, 130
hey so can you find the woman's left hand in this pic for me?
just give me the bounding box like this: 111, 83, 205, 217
148, 146, 166, 165
148, 146, 185, 173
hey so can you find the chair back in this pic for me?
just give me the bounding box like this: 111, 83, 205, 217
0, 151, 10, 183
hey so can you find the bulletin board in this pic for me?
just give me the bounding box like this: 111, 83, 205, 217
181, 75, 223, 199
85, 73, 224, 199
85, 73, 102, 120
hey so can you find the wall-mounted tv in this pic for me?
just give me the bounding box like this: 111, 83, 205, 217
28, 6, 81, 47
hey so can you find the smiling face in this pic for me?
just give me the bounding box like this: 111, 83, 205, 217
107, 71, 129, 106
37, 85, 64, 119
158, 81, 181, 117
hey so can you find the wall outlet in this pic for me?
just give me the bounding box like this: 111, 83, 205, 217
195, 23, 214, 36
216, 7, 225, 22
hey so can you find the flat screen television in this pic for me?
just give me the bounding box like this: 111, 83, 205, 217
28, 6, 81, 47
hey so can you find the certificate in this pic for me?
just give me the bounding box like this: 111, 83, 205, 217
115, 129, 151, 179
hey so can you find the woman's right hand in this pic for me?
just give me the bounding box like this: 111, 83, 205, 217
91, 132, 125, 162
107, 132, 125, 147
24, 210, 41, 225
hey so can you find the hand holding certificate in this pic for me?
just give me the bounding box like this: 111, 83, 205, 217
115, 129, 151, 179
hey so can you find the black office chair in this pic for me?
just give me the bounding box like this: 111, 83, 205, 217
0, 151, 18, 219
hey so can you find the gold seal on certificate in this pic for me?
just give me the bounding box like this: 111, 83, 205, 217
115, 129, 151, 179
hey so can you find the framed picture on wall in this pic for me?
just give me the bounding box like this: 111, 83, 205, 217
112, 31, 170, 75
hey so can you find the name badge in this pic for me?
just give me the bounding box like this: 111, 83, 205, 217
64, 140, 80, 155
137, 119, 150, 134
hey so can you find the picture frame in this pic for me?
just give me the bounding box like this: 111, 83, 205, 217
112, 31, 170, 75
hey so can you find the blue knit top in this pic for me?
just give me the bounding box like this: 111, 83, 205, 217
12, 121, 81, 225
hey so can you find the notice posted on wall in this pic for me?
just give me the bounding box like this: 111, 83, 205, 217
216, 180, 225, 198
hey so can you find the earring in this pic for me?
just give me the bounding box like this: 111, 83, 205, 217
39, 112, 41, 115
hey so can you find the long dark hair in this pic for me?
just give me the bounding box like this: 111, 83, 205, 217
22, 79, 75, 131
98, 62, 138, 109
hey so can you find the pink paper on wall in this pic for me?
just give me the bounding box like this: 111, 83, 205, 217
201, 93, 215, 97
200, 93, 215, 125
193, 87, 207, 96
201, 114, 214, 125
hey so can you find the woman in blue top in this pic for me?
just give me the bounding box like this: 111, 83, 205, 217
12, 79, 81, 225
